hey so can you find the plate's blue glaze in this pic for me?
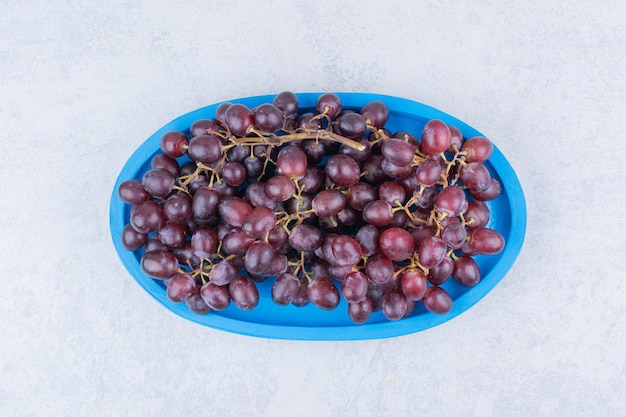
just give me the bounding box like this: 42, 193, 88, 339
109, 93, 526, 340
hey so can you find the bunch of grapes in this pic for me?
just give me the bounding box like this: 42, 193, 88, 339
117, 92, 505, 324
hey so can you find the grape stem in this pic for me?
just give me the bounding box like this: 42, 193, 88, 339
228, 129, 366, 151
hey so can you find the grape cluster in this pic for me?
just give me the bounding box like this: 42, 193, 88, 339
117, 92, 505, 323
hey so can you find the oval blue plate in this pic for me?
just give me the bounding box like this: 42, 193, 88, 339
110, 93, 526, 340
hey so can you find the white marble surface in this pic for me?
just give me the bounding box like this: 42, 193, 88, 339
2, 1, 625, 416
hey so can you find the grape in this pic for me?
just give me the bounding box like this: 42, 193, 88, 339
441, 221, 467, 250
436, 186, 467, 218
428, 256, 454, 285
337, 207, 357, 226
118, 179, 150, 205
271, 273, 300, 306
422, 286, 452, 314
166, 273, 196, 303
366, 286, 384, 311
244, 241, 275, 275
365, 254, 394, 286
470, 228, 505, 254
163, 193, 192, 224
301, 139, 326, 164
460, 162, 491, 192
341, 271, 369, 303
348, 297, 374, 324
276, 146, 307, 179
421, 120, 451, 155
173, 243, 200, 268
381, 138, 414, 167
388, 209, 409, 228
140, 250, 178, 279
328, 264, 351, 281
400, 270, 428, 301
225, 103, 255, 136
378, 181, 406, 206
121, 224, 147, 251
267, 224, 288, 247
331, 235, 362, 266
130, 200, 164, 234
448, 125, 463, 151
229, 275, 259, 310
222, 161, 247, 187
417, 186, 439, 209
307, 277, 340, 310
462, 137, 493, 163
241, 206, 276, 239
410, 225, 436, 247
158, 221, 187, 249
362, 200, 393, 227
416, 158, 443, 187
379, 228, 414, 261
227, 144, 251, 163
339, 136, 371, 162
360, 100, 389, 128
453, 256, 481, 287
219, 196, 253, 228
361, 155, 388, 184
297, 113, 322, 132
200, 282, 231, 311
316, 93, 342, 118
417, 236, 447, 269
160, 131, 188, 158
215, 102, 232, 125
192, 187, 221, 221
291, 279, 310, 307
185, 287, 211, 315
141, 168, 174, 198
381, 157, 412, 179
151, 154, 179, 177
187, 134, 223, 163
221, 228, 254, 255
191, 226, 218, 258
464, 200, 490, 229
190, 119, 220, 137
245, 182, 276, 209
355, 224, 380, 256
470, 178, 502, 201
381, 289, 407, 321
325, 154, 360, 187
273, 91, 299, 117
262, 175, 294, 202
289, 224, 322, 251
298, 165, 324, 193
286, 193, 314, 220
144, 236, 168, 253
312, 189, 346, 218
254, 103, 283, 132
264, 253, 288, 276
337, 112, 366, 139
347, 182, 377, 211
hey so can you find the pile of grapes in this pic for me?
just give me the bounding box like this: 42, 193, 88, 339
117, 92, 505, 324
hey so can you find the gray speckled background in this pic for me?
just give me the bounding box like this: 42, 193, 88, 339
1, 0, 625, 416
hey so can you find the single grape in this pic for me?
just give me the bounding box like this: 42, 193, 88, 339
245, 182, 276, 209
221, 228, 254, 255
244, 241, 275, 275
144, 236, 168, 253
362, 200, 393, 227
162, 193, 192, 224
316, 93, 342, 118
428, 256, 454, 285
121, 224, 147, 251
158, 221, 187, 249
339, 136, 371, 162
436, 186, 467, 218
381, 157, 413, 179
192, 187, 221, 221
328, 264, 351, 281
378, 181, 406, 206
276, 146, 307, 179
215, 102, 232, 125
272, 273, 301, 306
166, 273, 196, 303
448, 125, 463, 151
417, 236, 447, 269
421, 120, 452, 155
470, 228, 505, 254
307, 277, 340, 311
422, 286, 452, 314
453, 256, 481, 287
416, 158, 443, 187
264, 253, 288, 276
301, 139, 326, 164
142, 168, 174, 198
219, 196, 253, 228
296, 113, 322, 131
337, 206, 357, 226
273, 91, 299, 116
241, 206, 276, 239
264, 175, 295, 202
464, 200, 490, 229
227, 144, 251, 163
337, 112, 367, 139
224, 103, 255, 136
441, 221, 467, 250
367, 286, 384, 312
462, 136, 493, 163
130, 200, 164, 234
267, 224, 289, 248
361, 155, 388, 184
365, 254, 394, 286
190, 119, 220, 137
388, 209, 409, 228
312, 189, 346, 218
140, 250, 178, 279
360, 100, 389, 128
200, 282, 231, 311
379, 228, 414, 261
172, 243, 200, 268
331, 235, 362, 266
151, 154, 179, 177
348, 297, 374, 324
222, 161, 247, 187
381, 289, 408, 321
187, 134, 223, 163
118, 179, 150, 205
325, 154, 360, 187
381, 138, 415, 167
410, 224, 437, 247
298, 165, 324, 193
417, 186, 439, 209
291, 279, 310, 307
289, 224, 322, 251
229, 275, 259, 310
355, 224, 380, 256
185, 287, 211, 315
470, 178, 502, 201
460, 162, 491, 192
347, 182, 377, 211
190, 226, 217, 258
160, 131, 188, 158
253, 103, 283, 132
400, 270, 428, 301
341, 271, 369, 303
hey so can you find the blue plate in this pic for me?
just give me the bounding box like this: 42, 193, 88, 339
110, 93, 526, 340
